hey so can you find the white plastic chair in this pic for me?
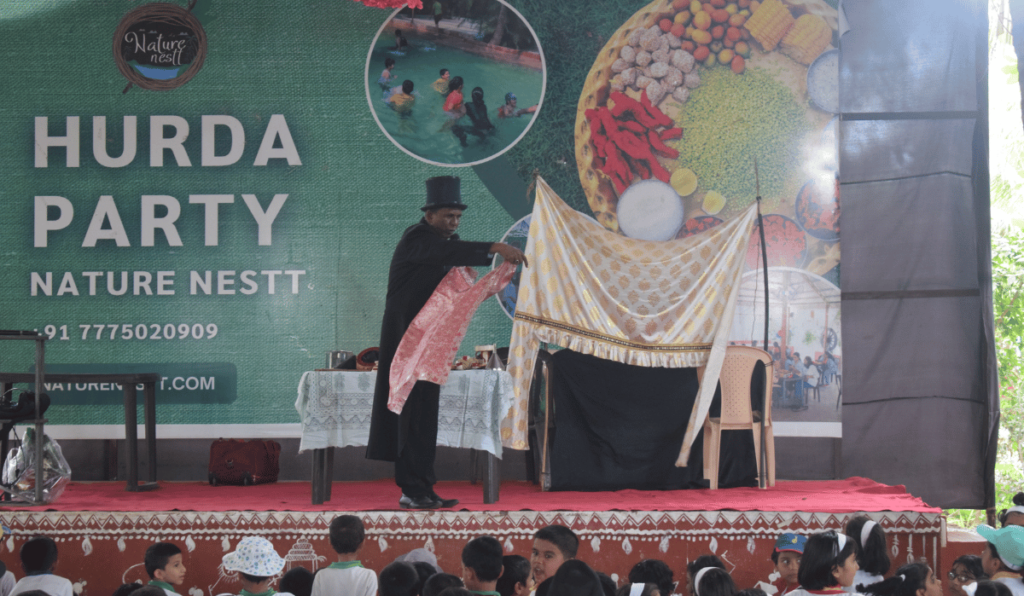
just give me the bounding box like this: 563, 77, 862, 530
701, 346, 775, 489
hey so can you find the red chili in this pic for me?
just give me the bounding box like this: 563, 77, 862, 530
640, 91, 673, 127
648, 129, 679, 159
659, 127, 683, 141
609, 92, 660, 129
619, 120, 646, 133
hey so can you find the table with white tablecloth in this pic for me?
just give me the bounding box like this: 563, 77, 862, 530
295, 369, 513, 504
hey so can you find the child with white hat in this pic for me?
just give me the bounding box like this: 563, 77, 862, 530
219, 537, 294, 596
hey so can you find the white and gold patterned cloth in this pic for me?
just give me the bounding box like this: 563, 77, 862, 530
502, 178, 757, 465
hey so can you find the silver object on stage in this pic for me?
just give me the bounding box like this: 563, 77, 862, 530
326, 350, 355, 369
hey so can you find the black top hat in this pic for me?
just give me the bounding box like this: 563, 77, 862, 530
422, 176, 468, 211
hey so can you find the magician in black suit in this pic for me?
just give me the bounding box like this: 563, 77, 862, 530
365, 175, 527, 510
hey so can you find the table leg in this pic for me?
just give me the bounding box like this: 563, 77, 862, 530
104, 439, 118, 480
311, 449, 325, 505
484, 452, 500, 504
325, 447, 334, 501
124, 384, 138, 492
469, 448, 479, 485
144, 381, 157, 485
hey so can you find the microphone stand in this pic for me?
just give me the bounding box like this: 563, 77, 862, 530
755, 157, 770, 489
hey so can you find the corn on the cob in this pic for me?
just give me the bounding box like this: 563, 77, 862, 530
742, 0, 794, 51
780, 13, 832, 64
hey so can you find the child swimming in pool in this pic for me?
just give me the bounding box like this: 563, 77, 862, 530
378, 57, 396, 92
439, 76, 466, 132
443, 76, 464, 114
452, 87, 494, 146
392, 29, 408, 51
389, 80, 417, 133
432, 68, 450, 94
389, 80, 416, 113
497, 92, 538, 118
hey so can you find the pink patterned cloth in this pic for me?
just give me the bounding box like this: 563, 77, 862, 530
388, 262, 514, 414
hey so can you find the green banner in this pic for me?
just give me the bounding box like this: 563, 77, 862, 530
0, 0, 518, 433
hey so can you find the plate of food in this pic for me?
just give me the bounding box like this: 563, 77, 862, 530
574, 0, 839, 271
794, 177, 839, 241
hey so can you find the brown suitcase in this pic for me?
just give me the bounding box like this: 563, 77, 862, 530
208, 439, 281, 486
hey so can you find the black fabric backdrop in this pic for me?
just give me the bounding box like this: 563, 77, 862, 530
547, 349, 758, 491
838, 0, 997, 508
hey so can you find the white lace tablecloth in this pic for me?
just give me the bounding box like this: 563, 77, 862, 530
295, 369, 514, 458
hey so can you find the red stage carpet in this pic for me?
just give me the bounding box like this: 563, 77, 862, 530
2, 476, 938, 513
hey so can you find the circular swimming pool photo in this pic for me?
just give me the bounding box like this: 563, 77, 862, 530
365, 0, 545, 166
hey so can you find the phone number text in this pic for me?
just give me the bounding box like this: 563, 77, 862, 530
39, 324, 219, 341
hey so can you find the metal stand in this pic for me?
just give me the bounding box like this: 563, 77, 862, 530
0, 332, 48, 504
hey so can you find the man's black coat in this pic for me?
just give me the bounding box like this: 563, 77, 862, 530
365, 219, 492, 461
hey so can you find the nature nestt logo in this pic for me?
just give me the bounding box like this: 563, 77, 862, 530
112, 1, 207, 92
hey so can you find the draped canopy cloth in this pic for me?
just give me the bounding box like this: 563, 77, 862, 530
502, 179, 758, 465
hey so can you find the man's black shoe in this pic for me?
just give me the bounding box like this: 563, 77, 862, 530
399, 494, 442, 509
430, 492, 459, 508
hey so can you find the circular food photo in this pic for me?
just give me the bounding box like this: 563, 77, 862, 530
574, 0, 839, 273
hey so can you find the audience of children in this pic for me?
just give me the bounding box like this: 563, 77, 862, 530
548, 560, 604, 596
423, 574, 464, 596
218, 537, 293, 596
769, 534, 806, 596
786, 531, 860, 596
998, 493, 1024, 528
694, 568, 737, 596
974, 582, 1015, 596
460, 536, 503, 595
618, 583, 661, 596
948, 555, 987, 596
145, 543, 185, 596
9, 517, 1016, 596
9, 537, 72, 596
687, 556, 726, 596
496, 556, 530, 596
531, 524, 579, 587
380, 562, 420, 596
845, 517, 890, 592
978, 524, 1024, 596
312, 515, 376, 596
629, 559, 675, 596
279, 568, 313, 596
858, 562, 941, 596
0, 561, 14, 596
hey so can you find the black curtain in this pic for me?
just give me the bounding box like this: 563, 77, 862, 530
547, 349, 758, 491
838, 0, 997, 508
